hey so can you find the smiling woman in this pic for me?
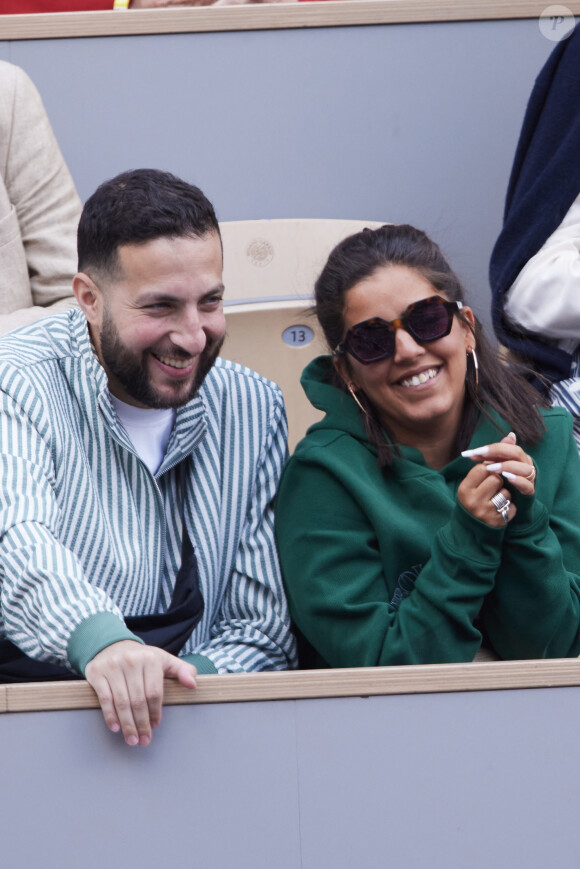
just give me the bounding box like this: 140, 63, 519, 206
335, 266, 474, 467
275, 224, 580, 668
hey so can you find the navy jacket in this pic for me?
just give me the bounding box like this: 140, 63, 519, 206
490, 23, 580, 386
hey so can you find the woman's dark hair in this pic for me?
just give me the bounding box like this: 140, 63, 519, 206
314, 223, 548, 467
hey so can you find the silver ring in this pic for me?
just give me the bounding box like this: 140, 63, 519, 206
491, 492, 509, 511
491, 492, 511, 523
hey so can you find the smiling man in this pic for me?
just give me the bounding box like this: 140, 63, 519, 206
0, 169, 296, 744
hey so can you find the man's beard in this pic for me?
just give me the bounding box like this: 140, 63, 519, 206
99, 310, 223, 409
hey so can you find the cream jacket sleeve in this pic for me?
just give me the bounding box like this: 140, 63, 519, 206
0, 61, 81, 336
504, 192, 580, 354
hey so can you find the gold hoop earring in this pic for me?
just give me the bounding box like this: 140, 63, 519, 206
348, 384, 368, 416
467, 347, 479, 387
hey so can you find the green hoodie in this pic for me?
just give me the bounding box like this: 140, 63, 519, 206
275, 356, 580, 668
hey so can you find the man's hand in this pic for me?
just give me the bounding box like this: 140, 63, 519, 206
85, 641, 197, 746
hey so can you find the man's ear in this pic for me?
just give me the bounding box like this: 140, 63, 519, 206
73, 273, 102, 325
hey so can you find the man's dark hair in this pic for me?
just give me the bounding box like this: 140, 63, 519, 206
77, 168, 220, 277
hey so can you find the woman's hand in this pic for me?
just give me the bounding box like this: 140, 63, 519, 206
457, 432, 537, 527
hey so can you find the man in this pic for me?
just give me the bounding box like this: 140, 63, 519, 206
0, 169, 296, 745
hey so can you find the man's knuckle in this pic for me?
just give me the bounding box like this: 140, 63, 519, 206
145, 686, 162, 704
126, 646, 150, 666
114, 695, 131, 713
132, 696, 149, 713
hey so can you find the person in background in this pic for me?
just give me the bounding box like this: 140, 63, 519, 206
0, 2, 111, 10
490, 23, 580, 451
0, 0, 319, 11
276, 223, 580, 669
0, 168, 296, 744
0, 60, 80, 334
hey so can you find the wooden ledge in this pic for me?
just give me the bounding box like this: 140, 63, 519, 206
1, 0, 579, 40
5, 658, 580, 713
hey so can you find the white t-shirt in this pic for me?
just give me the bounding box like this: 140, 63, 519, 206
110, 395, 175, 476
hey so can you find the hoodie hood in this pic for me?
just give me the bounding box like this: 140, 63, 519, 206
299, 356, 517, 477
300, 355, 371, 445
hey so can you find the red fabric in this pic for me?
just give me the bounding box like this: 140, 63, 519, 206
0, 0, 112, 11
0, 0, 329, 9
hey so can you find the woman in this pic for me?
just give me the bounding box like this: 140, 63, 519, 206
275, 224, 580, 668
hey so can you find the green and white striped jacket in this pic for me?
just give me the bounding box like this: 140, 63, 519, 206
0, 309, 297, 674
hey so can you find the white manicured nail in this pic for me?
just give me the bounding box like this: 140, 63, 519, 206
502, 471, 517, 480
461, 446, 490, 457
486, 463, 502, 472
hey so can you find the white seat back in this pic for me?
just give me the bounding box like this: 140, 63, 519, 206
220, 219, 384, 451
